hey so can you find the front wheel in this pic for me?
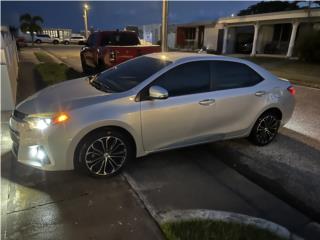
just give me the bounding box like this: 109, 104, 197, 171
249, 112, 280, 146
75, 129, 134, 177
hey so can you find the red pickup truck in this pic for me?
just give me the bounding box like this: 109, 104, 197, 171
80, 31, 161, 73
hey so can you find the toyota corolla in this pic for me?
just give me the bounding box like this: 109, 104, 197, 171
9, 52, 295, 177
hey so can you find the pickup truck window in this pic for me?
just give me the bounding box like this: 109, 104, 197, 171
101, 32, 140, 46
87, 33, 97, 47
96, 56, 171, 92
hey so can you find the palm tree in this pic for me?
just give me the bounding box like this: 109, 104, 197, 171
19, 13, 44, 45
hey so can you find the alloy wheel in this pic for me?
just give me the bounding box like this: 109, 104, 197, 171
255, 115, 279, 145
85, 136, 127, 176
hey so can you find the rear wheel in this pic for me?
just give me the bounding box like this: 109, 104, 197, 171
53, 40, 59, 44
35, 39, 41, 44
81, 55, 91, 74
249, 112, 280, 146
64, 41, 70, 45
75, 129, 134, 178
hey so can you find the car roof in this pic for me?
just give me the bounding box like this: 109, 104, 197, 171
146, 52, 241, 64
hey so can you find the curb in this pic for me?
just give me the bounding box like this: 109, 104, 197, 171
123, 173, 303, 240
159, 209, 303, 240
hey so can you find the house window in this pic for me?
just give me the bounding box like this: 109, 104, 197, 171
185, 28, 196, 40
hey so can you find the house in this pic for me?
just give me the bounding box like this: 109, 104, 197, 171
139, 23, 176, 49
42, 28, 72, 41
218, 8, 320, 57
175, 20, 219, 50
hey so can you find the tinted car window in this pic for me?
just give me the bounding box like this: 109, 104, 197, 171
96, 56, 172, 92
101, 32, 140, 46
212, 61, 263, 90
153, 61, 211, 97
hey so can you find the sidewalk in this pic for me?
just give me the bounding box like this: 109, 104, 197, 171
1, 48, 163, 240
15, 48, 41, 103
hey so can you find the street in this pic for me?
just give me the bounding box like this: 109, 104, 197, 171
1, 45, 320, 240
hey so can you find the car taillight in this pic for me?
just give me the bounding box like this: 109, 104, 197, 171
287, 86, 296, 95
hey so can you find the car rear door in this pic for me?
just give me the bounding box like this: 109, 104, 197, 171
208, 60, 266, 136
140, 60, 219, 152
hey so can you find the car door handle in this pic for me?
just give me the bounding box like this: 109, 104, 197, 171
255, 91, 266, 96
199, 99, 215, 106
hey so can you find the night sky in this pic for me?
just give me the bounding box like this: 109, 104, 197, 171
1, 1, 256, 32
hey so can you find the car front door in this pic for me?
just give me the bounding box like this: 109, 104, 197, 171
140, 60, 218, 152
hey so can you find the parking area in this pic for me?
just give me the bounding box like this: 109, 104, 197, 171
1, 45, 320, 240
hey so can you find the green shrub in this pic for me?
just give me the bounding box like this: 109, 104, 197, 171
296, 30, 320, 62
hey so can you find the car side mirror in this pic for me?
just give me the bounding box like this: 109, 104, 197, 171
149, 85, 168, 100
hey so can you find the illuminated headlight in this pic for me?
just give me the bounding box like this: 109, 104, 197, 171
25, 113, 53, 130
28, 118, 52, 130
25, 112, 69, 130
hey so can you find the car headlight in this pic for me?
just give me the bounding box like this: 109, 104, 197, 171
26, 112, 70, 130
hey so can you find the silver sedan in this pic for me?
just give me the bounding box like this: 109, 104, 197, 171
9, 52, 295, 177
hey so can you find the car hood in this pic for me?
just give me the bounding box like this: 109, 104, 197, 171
16, 77, 114, 114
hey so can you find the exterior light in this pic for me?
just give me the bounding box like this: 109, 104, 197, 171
52, 113, 69, 124
84, 3, 89, 10
161, 55, 167, 60
29, 145, 50, 164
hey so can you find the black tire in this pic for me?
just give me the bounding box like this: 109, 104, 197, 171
53, 40, 59, 45
75, 128, 134, 178
35, 39, 41, 44
81, 55, 91, 74
64, 41, 70, 45
249, 111, 281, 146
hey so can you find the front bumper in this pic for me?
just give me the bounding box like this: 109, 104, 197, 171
9, 114, 72, 171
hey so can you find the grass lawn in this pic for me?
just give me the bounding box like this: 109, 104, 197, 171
240, 56, 320, 88
35, 63, 83, 86
34, 51, 83, 86
161, 219, 286, 240
34, 51, 55, 63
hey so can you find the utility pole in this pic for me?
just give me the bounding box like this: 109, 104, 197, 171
161, 0, 168, 52
83, 4, 89, 39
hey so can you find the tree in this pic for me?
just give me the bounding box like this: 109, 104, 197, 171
19, 13, 44, 45
238, 1, 301, 16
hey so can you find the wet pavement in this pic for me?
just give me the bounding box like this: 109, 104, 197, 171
1, 52, 163, 240
1, 119, 163, 240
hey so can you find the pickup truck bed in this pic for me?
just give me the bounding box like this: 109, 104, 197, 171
80, 31, 161, 73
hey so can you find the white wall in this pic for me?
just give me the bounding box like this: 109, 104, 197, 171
1, 26, 19, 111
203, 23, 223, 51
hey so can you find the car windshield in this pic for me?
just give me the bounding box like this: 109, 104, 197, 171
95, 56, 172, 92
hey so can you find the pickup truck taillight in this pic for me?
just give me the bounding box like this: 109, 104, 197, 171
287, 86, 296, 95
110, 51, 116, 62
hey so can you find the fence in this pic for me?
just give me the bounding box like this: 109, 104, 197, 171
1, 26, 19, 111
